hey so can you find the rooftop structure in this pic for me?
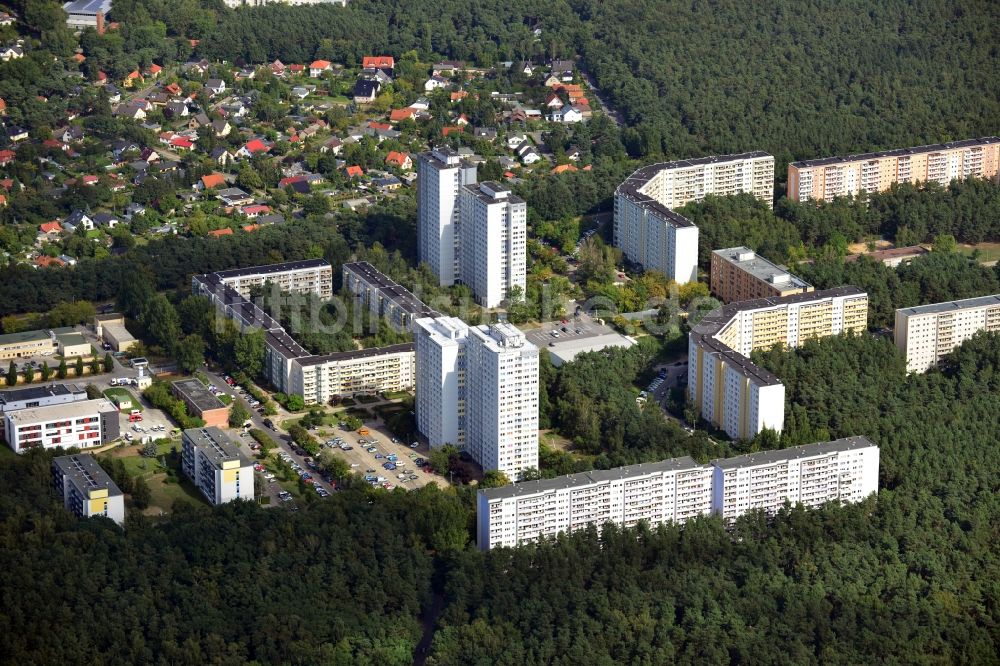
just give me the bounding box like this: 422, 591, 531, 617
52, 453, 125, 525
710, 246, 812, 303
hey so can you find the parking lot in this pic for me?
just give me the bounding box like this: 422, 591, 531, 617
318, 424, 446, 491
523, 310, 611, 349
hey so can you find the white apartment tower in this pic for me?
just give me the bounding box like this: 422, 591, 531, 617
415, 316, 470, 449
459, 181, 528, 308
181, 427, 255, 506
417, 148, 478, 286
465, 323, 539, 478
415, 318, 539, 479
894, 294, 1000, 373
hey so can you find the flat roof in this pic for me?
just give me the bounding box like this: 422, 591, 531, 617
546, 332, 637, 366
691, 286, 867, 338
689, 333, 782, 386
712, 436, 878, 469
171, 378, 226, 412
712, 247, 812, 290
415, 316, 470, 347
0, 383, 84, 406
296, 342, 415, 367
790, 137, 1000, 169
344, 262, 440, 317
53, 454, 122, 497
209, 258, 330, 281
56, 332, 88, 345
265, 329, 310, 360
63, 0, 112, 15
480, 456, 707, 501
462, 182, 526, 206
896, 293, 1000, 318
182, 427, 250, 468
0, 329, 51, 345
6, 398, 116, 424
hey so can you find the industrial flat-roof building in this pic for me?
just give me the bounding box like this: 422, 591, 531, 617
0, 329, 56, 361
0, 383, 86, 416
710, 246, 812, 304
171, 379, 229, 428
94, 314, 139, 353
894, 294, 1000, 373
688, 287, 869, 439
4, 398, 120, 454
477, 436, 879, 549
63, 0, 112, 33
52, 454, 125, 525
181, 427, 255, 505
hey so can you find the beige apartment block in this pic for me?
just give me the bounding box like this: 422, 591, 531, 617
710, 247, 812, 304
787, 137, 1000, 202
894, 294, 1000, 373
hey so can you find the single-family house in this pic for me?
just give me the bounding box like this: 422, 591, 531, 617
210, 147, 233, 166
473, 127, 497, 141
424, 75, 450, 92
389, 107, 417, 123
0, 45, 24, 62
123, 70, 143, 88
373, 175, 402, 192
237, 138, 268, 158
545, 93, 563, 108
450, 91, 468, 103
211, 119, 231, 137
0, 149, 15, 166
343, 165, 364, 179
517, 143, 541, 164
309, 60, 331, 78
551, 104, 583, 123
92, 212, 120, 228
62, 210, 94, 232
241, 204, 271, 218
204, 79, 226, 96
200, 172, 226, 190
320, 137, 343, 155
384, 151, 412, 170
165, 101, 189, 118
216, 187, 253, 206
507, 134, 527, 150
353, 79, 379, 104
362, 56, 395, 70
6, 125, 28, 142
208, 227, 234, 238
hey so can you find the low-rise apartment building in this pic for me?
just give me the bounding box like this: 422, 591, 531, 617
171, 379, 230, 428
894, 294, 1000, 373
688, 287, 869, 439
342, 261, 439, 332
710, 246, 812, 304
52, 454, 125, 525
787, 137, 1000, 202
4, 398, 120, 454
477, 436, 879, 549
0, 383, 86, 416
181, 427, 255, 505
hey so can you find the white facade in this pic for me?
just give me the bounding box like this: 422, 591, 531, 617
415, 317, 469, 448
182, 427, 255, 506
477, 436, 879, 549
417, 148, 477, 286
4, 398, 120, 454
711, 437, 880, 522
212, 259, 333, 300
894, 294, 1000, 373
459, 182, 527, 308
415, 318, 539, 479
613, 192, 699, 284
52, 454, 125, 526
465, 323, 539, 479
292, 344, 415, 405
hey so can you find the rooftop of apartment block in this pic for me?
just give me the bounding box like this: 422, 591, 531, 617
689, 333, 782, 386
344, 262, 440, 317
480, 456, 707, 501
183, 427, 250, 468
415, 316, 471, 346
713, 246, 812, 290
463, 181, 526, 205
207, 258, 331, 281
0, 383, 84, 406
790, 137, 1000, 169
172, 378, 227, 412
296, 342, 415, 366
896, 293, 1000, 318
690, 286, 867, 338
711, 435, 878, 470
53, 454, 122, 496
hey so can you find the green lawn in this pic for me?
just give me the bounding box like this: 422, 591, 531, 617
958, 242, 1000, 263
103, 387, 140, 411
114, 439, 205, 512
382, 390, 412, 400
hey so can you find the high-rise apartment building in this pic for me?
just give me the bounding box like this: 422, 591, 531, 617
417, 148, 477, 286
342, 262, 440, 332
3, 398, 120, 454
181, 427, 255, 506
465, 323, 539, 477
476, 436, 879, 549
710, 246, 813, 304
415, 317, 538, 479
613, 153, 773, 283
894, 294, 1000, 373
688, 287, 868, 439
459, 182, 528, 308
52, 454, 125, 525
787, 137, 1000, 202
711, 436, 879, 522
415, 317, 470, 449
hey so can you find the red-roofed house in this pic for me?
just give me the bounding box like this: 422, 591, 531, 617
241, 204, 271, 218
455, 113, 470, 126
450, 91, 468, 103
148, 63, 162, 77
368, 121, 391, 131
0, 150, 14, 166
72, 53, 86, 63
441, 126, 464, 137
278, 175, 307, 188
242, 224, 260, 232
551, 164, 578, 175
363, 56, 395, 70
200, 172, 226, 190
0, 194, 5, 207
96, 71, 107, 83
81, 175, 99, 186
309, 60, 332, 77
344, 165, 364, 178
289, 64, 305, 74
164, 82, 182, 96
36, 255, 67, 268
123, 70, 144, 88
238, 139, 268, 158
389, 107, 417, 122
385, 151, 412, 170
208, 228, 234, 238
0, 98, 6, 115
40, 221, 62, 234
170, 137, 194, 150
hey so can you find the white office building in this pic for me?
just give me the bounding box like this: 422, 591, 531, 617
894, 294, 1000, 373
4, 398, 120, 454
182, 427, 255, 505
52, 454, 125, 526
465, 323, 539, 478
415, 316, 470, 449
415, 318, 539, 479
477, 436, 879, 549
459, 181, 527, 308
417, 148, 477, 286
711, 436, 880, 522
0, 383, 87, 416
